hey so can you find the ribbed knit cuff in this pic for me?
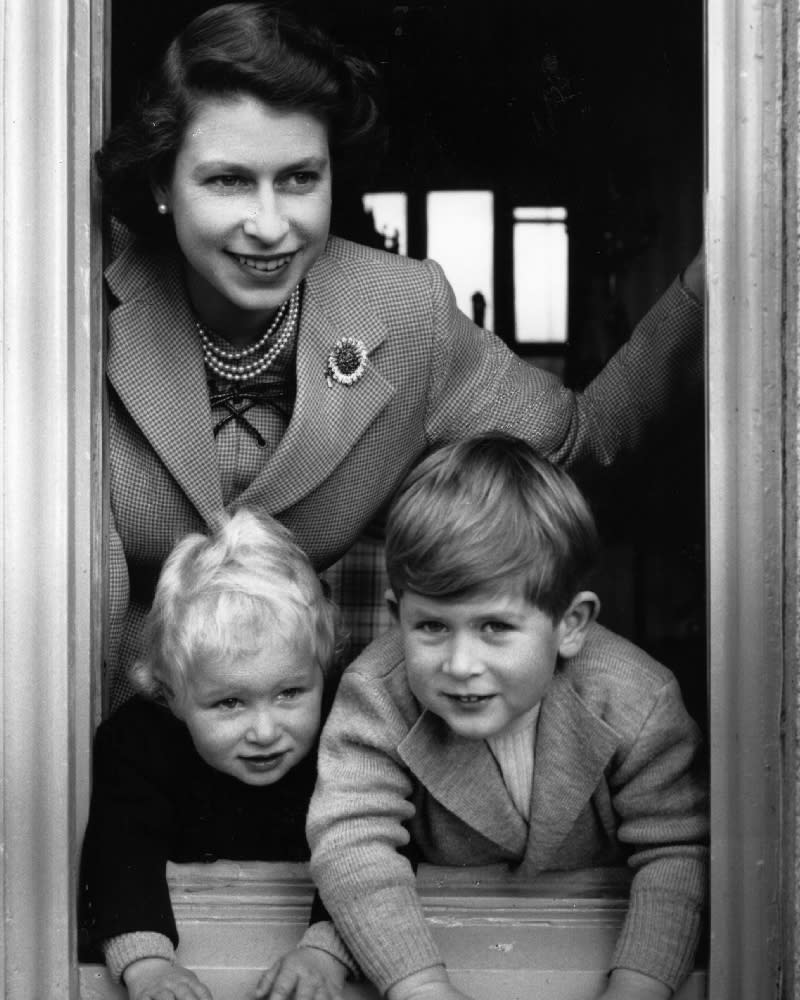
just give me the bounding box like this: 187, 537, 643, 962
298, 920, 361, 978
103, 931, 176, 983
323, 884, 443, 995
612, 891, 703, 991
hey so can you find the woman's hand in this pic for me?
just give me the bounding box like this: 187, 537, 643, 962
595, 968, 672, 1000
251, 946, 348, 1000
123, 957, 214, 1000
682, 244, 705, 303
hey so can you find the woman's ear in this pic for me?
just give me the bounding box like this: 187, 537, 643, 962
557, 591, 600, 659
150, 175, 170, 215
385, 587, 399, 621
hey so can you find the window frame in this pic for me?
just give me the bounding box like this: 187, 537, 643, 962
0, 0, 795, 996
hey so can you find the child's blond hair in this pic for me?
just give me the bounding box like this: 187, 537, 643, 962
130, 508, 340, 700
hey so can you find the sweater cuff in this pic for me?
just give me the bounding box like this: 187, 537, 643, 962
298, 920, 361, 978
103, 931, 176, 983
321, 884, 443, 994
612, 891, 703, 991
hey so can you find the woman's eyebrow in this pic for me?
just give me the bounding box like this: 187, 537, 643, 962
276, 154, 330, 173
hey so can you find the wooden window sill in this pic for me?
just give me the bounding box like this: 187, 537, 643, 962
79, 862, 706, 999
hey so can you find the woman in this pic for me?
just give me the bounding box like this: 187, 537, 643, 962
100, 2, 704, 708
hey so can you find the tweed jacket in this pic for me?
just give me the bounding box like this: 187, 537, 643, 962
105, 228, 702, 700
307, 624, 709, 995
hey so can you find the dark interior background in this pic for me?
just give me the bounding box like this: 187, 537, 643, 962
111, 0, 706, 723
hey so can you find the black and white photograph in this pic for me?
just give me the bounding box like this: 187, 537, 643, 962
0, 2, 796, 999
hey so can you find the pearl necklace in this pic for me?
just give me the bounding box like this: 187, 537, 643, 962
196, 288, 300, 382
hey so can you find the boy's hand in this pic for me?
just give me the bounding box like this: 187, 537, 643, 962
596, 968, 672, 1000
385, 967, 476, 1000
251, 946, 347, 1000
122, 957, 213, 1000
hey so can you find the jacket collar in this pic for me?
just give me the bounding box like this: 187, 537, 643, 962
236, 247, 394, 514
398, 711, 529, 858
521, 669, 619, 873
106, 235, 394, 526
397, 666, 619, 871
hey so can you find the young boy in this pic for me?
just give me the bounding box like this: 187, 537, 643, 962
80, 509, 353, 1000
308, 434, 708, 1000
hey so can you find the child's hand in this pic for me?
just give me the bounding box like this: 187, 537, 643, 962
386, 967, 476, 1000
596, 968, 672, 1000
122, 957, 213, 1000
251, 946, 348, 1000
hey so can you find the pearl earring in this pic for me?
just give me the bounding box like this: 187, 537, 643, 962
157, 203, 169, 215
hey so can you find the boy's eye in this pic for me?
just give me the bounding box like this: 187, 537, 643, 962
481, 620, 513, 635
277, 687, 303, 701
417, 620, 447, 634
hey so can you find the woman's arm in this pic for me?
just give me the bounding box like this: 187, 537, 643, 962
422, 254, 703, 481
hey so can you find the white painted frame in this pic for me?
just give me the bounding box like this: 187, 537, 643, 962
0, 0, 104, 996
1, 0, 797, 997
706, 0, 792, 994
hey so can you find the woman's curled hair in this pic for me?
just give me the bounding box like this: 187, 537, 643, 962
97, 2, 382, 245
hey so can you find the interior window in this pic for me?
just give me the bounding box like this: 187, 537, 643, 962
426, 189, 495, 329
361, 192, 408, 255
512, 206, 569, 344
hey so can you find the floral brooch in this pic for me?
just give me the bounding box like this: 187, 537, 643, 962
326, 336, 368, 388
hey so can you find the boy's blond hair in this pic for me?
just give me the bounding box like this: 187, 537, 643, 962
130, 508, 339, 700
386, 433, 599, 620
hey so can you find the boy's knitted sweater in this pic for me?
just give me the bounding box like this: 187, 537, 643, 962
308, 624, 708, 994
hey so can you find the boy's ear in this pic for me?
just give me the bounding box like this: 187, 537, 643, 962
557, 591, 600, 659
385, 587, 400, 620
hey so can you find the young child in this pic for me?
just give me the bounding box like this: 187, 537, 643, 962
308, 433, 708, 1000
80, 509, 354, 1000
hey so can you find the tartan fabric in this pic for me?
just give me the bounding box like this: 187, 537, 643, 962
104, 227, 702, 709
209, 337, 297, 505
322, 535, 393, 658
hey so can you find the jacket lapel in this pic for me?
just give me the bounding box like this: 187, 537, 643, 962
521, 670, 619, 874
398, 711, 528, 858
106, 245, 225, 529
237, 248, 395, 515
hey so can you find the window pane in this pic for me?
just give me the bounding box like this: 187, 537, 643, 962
513, 206, 567, 222
513, 218, 568, 343
427, 191, 494, 329
362, 192, 408, 255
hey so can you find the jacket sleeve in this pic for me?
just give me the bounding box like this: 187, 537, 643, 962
307, 665, 444, 994
608, 677, 709, 991
79, 706, 179, 954
422, 259, 702, 481
104, 505, 130, 690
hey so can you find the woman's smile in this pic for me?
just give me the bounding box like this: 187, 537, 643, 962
158, 94, 332, 345
229, 250, 296, 275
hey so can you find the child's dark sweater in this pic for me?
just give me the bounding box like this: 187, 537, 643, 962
79, 696, 318, 959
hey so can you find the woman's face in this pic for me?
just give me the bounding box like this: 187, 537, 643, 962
157, 94, 332, 340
